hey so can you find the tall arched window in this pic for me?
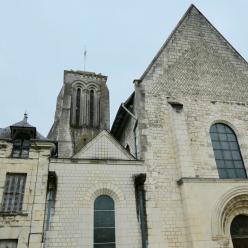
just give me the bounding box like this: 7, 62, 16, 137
210, 123, 247, 179
231, 215, 248, 247
89, 90, 94, 127
94, 195, 115, 248
75, 88, 81, 126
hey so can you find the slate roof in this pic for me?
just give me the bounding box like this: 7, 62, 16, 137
0, 114, 47, 140
111, 92, 134, 138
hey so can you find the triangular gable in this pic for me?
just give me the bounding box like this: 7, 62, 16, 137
73, 130, 135, 160
139, 4, 248, 82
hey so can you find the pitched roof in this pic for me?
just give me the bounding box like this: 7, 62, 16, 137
139, 4, 248, 82
73, 130, 135, 160
111, 92, 134, 137
0, 114, 47, 140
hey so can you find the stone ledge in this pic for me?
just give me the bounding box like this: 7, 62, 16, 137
177, 177, 248, 185
0, 211, 28, 217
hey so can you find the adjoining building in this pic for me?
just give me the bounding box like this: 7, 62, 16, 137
1, 5, 248, 248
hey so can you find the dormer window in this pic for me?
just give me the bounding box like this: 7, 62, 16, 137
12, 137, 30, 158
10, 114, 36, 159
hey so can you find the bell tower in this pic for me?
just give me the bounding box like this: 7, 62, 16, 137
48, 70, 110, 157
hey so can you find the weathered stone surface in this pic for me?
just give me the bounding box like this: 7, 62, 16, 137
112, 5, 248, 248
1, 4, 248, 248
48, 70, 110, 158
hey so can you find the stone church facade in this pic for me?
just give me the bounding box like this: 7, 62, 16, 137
0, 4, 248, 248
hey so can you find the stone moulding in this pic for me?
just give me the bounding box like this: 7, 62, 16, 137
83, 183, 126, 208
211, 186, 248, 245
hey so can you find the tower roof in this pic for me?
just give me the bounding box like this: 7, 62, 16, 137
0, 113, 47, 140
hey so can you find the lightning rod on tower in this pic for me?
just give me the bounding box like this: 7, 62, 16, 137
84, 46, 87, 71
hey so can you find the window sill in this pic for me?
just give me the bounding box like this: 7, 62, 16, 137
10, 156, 29, 159
0, 211, 28, 217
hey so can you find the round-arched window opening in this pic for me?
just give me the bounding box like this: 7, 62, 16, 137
76, 88, 81, 126
89, 90, 94, 127
210, 123, 247, 179
94, 195, 115, 248
231, 215, 248, 247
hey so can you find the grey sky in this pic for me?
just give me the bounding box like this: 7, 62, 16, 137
0, 0, 247, 136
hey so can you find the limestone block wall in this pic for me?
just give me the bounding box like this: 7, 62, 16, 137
48, 70, 110, 158
46, 159, 145, 248
126, 6, 248, 248
136, 92, 188, 248
0, 141, 52, 248
179, 179, 248, 248
181, 98, 248, 178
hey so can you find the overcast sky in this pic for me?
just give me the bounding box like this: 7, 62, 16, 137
0, 0, 247, 136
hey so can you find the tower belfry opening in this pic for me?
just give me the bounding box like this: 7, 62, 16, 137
76, 88, 81, 127
48, 70, 109, 157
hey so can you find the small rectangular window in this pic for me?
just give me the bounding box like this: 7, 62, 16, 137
1, 173, 26, 213
0, 240, 18, 248
12, 139, 30, 158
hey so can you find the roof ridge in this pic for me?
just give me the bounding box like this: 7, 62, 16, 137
139, 4, 196, 81
139, 4, 248, 82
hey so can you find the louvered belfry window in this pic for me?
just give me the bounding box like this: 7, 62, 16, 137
1, 173, 26, 213
210, 123, 247, 179
94, 195, 115, 248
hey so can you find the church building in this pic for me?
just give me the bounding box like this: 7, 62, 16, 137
0, 4, 248, 248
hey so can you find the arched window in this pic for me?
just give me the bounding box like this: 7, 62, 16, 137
231, 215, 248, 247
75, 88, 81, 126
89, 90, 94, 127
94, 195, 115, 248
210, 123, 247, 179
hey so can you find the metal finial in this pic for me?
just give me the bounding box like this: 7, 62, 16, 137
24, 112, 28, 123
84, 46, 87, 71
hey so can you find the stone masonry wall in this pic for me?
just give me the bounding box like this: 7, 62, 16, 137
0, 141, 52, 248
47, 159, 145, 248
127, 5, 248, 248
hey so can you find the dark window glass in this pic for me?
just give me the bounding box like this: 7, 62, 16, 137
12, 139, 30, 158
0, 240, 18, 248
210, 123, 247, 179
94, 245, 115, 248
76, 88, 81, 126
231, 215, 248, 248
90, 90, 94, 127
125, 144, 130, 153
1, 174, 26, 213
94, 195, 115, 248
94, 211, 115, 228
